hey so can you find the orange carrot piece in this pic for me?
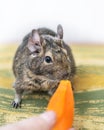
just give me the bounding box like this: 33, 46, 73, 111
47, 80, 74, 130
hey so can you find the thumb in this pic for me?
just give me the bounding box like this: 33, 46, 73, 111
38, 111, 56, 130
0, 111, 56, 130
69, 128, 75, 130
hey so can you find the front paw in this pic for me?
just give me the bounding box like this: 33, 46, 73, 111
11, 100, 22, 109
48, 87, 57, 95
48, 80, 59, 95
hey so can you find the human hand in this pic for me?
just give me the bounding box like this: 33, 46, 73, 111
0, 111, 74, 130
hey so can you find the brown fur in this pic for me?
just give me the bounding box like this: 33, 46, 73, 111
12, 25, 76, 108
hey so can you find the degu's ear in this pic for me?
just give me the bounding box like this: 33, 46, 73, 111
57, 24, 63, 39
27, 30, 43, 52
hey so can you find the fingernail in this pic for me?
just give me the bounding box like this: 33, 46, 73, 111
40, 111, 56, 125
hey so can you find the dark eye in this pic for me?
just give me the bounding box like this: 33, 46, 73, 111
45, 56, 52, 63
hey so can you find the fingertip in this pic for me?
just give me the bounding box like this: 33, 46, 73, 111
40, 111, 56, 125
69, 128, 75, 130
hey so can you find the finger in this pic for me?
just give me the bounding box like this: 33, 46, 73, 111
68, 128, 75, 130
0, 111, 56, 130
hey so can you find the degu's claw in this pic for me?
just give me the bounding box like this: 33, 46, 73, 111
11, 100, 21, 109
